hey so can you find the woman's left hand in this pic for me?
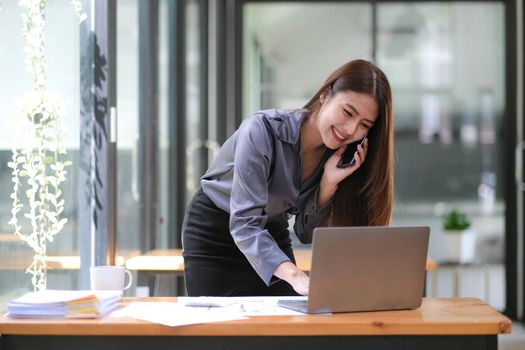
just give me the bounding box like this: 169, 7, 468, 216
317, 139, 368, 206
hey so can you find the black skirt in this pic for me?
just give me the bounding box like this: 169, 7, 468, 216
182, 188, 299, 296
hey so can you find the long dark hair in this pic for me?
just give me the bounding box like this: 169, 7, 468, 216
304, 59, 394, 226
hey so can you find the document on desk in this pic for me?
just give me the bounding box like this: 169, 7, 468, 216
111, 302, 247, 327
112, 297, 305, 326
179, 296, 307, 316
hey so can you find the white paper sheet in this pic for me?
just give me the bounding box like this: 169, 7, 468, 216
111, 297, 308, 326
179, 296, 308, 316
111, 302, 247, 327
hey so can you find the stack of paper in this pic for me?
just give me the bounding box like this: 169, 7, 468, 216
7, 290, 122, 319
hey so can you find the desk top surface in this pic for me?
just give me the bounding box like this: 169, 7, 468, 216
0, 297, 511, 336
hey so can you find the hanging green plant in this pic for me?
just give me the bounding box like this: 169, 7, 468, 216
7, 0, 86, 291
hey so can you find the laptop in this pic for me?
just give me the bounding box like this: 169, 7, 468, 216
278, 226, 430, 314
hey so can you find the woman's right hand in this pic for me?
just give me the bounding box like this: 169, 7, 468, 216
317, 139, 369, 207
274, 261, 310, 295
290, 271, 310, 295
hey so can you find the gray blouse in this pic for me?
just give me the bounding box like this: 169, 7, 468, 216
201, 108, 334, 285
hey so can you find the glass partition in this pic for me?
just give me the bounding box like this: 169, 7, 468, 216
378, 2, 505, 309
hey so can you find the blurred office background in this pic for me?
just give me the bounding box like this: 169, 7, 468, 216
0, 0, 524, 324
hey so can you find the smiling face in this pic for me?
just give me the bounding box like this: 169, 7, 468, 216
315, 90, 379, 149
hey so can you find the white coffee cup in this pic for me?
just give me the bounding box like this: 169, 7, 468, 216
90, 266, 133, 291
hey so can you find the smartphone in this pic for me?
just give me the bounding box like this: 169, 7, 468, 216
337, 133, 368, 169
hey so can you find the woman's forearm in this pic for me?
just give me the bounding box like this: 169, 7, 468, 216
317, 176, 338, 207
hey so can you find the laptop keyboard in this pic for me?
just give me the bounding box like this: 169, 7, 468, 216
278, 299, 307, 306
277, 299, 308, 313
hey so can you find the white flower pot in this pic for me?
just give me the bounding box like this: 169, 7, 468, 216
442, 229, 476, 263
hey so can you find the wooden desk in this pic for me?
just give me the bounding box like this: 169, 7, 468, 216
0, 234, 22, 242
0, 297, 511, 350
0, 254, 133, 270
126, 249, 436, 296
125, 249, 184, 272
125, 249, 436, 296
125, 248, 436, 273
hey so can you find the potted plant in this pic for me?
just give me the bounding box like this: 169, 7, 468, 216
442, 209, 475, 263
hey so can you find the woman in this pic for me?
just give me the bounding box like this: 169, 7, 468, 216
182, 59, 394, 296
